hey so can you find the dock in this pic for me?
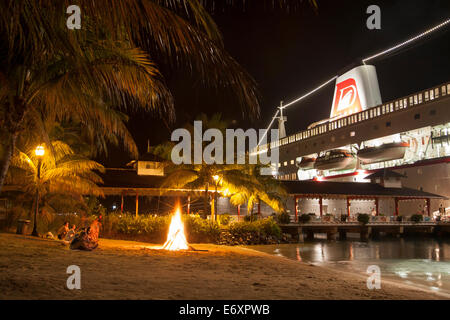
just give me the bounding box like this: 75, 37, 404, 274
279, 222, 450, 242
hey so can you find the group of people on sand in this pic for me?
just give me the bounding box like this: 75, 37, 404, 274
57, 222, 77, 241
56, 215, 102, 251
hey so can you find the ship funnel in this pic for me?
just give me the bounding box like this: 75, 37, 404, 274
330, 65, 382, 119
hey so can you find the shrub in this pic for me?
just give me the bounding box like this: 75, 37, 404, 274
254, 217, 281, 238
243, 214, 258, 222
357, 213, 370, 225
410, 214, 423, 223
396, 216, 403, 222
18, 210, 282, 245
276, 212, 291, 224
184, 215, 220, 243
298, 214, 311, 223
227, 217, 281, 243
340, 214, 347, 222
217, 214, 232, 226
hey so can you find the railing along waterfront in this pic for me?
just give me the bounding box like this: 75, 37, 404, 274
257, 82, 450, 152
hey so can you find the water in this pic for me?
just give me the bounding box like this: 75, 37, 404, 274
249, 238, 450, 295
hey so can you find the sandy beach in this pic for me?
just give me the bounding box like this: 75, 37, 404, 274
0, 232, 446, 300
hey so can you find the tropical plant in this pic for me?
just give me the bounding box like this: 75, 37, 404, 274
298, 214, 311, 224
410, 214, 423, 223
5, 139, 104, 233
155, 113, 286, 218
217, 214, 232, 226
0, 1, 269, 192
357, 213, 370, 225
244, 214, 258, 222
277, 212, 291, 224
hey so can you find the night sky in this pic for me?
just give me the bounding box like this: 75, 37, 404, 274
102, 0, 450, 167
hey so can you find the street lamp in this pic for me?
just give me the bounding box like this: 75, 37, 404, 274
212, 175, 219, 222
31, 145, 44, 237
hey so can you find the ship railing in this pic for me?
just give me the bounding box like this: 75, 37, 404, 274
258, 82, 450, 152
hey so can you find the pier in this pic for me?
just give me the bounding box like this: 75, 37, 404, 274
280, 222, 450, 242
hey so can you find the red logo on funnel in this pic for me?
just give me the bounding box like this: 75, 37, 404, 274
331, 78, 362, 118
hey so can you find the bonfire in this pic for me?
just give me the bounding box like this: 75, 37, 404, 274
162, 207, 189, 250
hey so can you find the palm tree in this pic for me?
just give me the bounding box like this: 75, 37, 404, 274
0, 0, 268, 193
5, 139, 104, 234
154, 113, 286, 218
162, 162, 286, 219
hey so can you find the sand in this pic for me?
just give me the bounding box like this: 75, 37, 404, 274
0, 233, 447, 300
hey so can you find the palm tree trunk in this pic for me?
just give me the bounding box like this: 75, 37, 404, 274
203, 182, 209, 219
0, 132, 18, 193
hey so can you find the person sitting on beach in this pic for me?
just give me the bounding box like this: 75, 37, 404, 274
64, 224, 77, 241
57, 222, 69, 240
70, 216, 102, 251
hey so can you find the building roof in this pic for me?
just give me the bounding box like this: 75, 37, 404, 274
100, 168, 165, 189
98, 168, 445, 199
281, 180, 445, 199
365, 169, 406, 180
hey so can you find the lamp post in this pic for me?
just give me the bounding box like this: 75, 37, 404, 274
213, 175, 219, 222
31, 145, 44, 237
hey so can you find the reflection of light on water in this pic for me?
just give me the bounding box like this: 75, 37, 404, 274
349, 243, 353, 261
274, 248, 283, 257
296, 247, 302, 262
250, 240, 450, 295
426, 274, 436, 282
313, 244, 325, 262
431, 287, 440, 292
396, 271, 409, 278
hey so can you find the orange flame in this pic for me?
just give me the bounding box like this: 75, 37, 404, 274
162, 207, 189, 251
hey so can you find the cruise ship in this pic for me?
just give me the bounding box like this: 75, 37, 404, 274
258, 65, 450, 214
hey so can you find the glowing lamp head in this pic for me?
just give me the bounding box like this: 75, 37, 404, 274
35, 145, 45, 157
213, 175, 219, 182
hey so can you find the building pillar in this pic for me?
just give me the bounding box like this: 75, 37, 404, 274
319, 196, 323, 217
237, 205, 241, 221
121, 192, 124, 214
375, 197, 379, 216
339, 230, 347, 240
135, 191, 139, 218
426, 198, 431, 217
294, 196, 298, 222
395, 197, 399, 216
347, 197, 351, 217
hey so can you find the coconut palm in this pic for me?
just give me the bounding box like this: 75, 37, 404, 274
154, 113, 286, 218
5, 139, 104, 234
0, 0, 271, 193
0, 20, 173, 192
162, 162, 286, 219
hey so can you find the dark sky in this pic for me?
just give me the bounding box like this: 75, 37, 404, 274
103, 0, 450, 167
